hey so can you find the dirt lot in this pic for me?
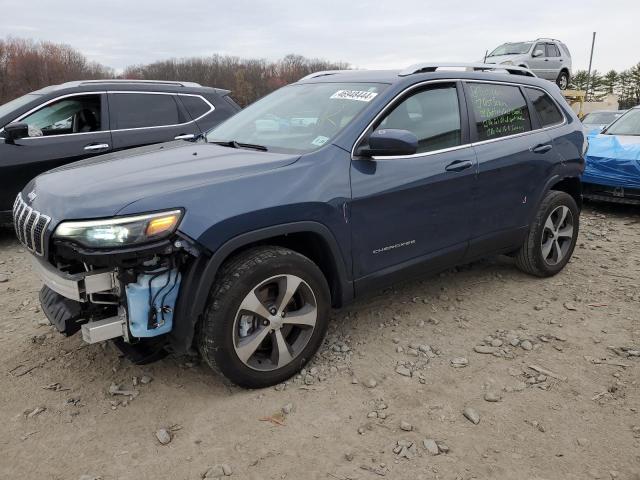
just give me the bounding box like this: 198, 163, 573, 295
0, 204, 639, 480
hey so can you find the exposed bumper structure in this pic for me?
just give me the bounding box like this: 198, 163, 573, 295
31, 256, 117, 302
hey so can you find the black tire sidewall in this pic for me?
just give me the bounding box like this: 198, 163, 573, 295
531, 193, 579, 276
557, 72, 569, 90
202, 250, 330, 388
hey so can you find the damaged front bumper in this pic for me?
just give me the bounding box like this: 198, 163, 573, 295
32, 256, 117, 303
33, 256, 129, 343
31, 236, 198, 347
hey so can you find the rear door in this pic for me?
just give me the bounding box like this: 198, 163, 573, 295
0, 92, 111, 210
108, 92, 201, 150
465, 81, 558, 257
350, 81, 476, 285
544, 43, 562, 79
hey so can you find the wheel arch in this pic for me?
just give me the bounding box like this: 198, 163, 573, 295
549, 176, 582, 210
170, 221, 353, 354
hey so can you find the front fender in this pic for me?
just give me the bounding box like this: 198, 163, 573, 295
169, 221, 353, 354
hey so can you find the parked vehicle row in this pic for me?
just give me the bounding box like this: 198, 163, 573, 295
11, 64, 586, 388
581, 110, 626, 135
582, 106, 640, 204
0, 80, 241, 222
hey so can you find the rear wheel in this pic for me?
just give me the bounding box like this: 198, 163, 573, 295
516, 191, 579, 277
556, 71, 569, 90
198, 246, 331, 388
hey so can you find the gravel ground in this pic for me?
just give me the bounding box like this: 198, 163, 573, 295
0, 204, 639, 480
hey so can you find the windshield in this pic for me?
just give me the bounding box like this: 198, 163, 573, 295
605, 109, 640, 136
487, 42, 533, 57
0, 93, 40, 120
207, 82, 388, 154
583, 112, 623, 125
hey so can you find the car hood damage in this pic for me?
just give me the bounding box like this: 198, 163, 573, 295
24, 141, 300, 223
583, 134, 640, 188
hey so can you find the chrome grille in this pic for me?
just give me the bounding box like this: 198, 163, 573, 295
12, 194, 50, 256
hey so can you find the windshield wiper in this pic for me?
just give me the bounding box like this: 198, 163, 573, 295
211, 140, 268, 151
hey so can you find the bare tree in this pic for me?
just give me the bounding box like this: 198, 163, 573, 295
0, 37, 113, 105
123, 53, 349, 106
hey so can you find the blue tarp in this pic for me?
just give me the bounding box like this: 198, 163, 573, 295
583, 134, 640, 188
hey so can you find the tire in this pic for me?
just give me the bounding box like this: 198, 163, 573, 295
556, 71, 569, 90
515, 191, 579, 277
198, 246, 331, 388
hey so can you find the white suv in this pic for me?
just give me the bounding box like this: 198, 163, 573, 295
484, 38, 572, 90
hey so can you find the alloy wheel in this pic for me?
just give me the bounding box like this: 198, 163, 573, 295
559, 75, 568, 89
232, 274, 317, 371
541, 205, 574, 266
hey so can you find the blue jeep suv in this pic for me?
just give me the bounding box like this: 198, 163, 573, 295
14, 63, 586, 388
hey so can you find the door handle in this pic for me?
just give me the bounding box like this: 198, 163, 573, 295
84, 143, 109, 151
445, 160, 473, 172
530, 144, 553, 154
174, 134, 195, 140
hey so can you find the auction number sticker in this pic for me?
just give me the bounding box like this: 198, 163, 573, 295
330, 90, 378, 102
311, 135, 330, 146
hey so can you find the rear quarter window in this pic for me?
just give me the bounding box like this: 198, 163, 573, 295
467, 83, 531, 141
525, 88, 564, 127
179, 95, 211, 120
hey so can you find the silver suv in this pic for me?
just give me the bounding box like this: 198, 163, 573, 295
484, 38, 572, 90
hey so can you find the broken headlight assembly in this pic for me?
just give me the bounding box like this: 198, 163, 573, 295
54, 210, 183, 248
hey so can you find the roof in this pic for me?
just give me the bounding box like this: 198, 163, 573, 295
297, 63, 541, 86
31, 79, 228, 96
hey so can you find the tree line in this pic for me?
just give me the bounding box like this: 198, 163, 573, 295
1, 37, 639, 110
0, 37, 347, 107
570, 63, 640, 109
0, 38, 114, 106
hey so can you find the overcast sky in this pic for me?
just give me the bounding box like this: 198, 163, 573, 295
2, 0, 638, 73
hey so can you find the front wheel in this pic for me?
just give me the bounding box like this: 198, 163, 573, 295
198, 246, 331, 388
515, 191, 579, 277
556, 71, 569, 90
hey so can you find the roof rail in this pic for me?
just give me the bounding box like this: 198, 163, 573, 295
535, 38, 562, 43
399, 63, 536, 78
76, 79, 202, 88
299, 70, 350, 81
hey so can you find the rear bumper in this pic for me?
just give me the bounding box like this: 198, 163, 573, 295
31, 256, 117, 302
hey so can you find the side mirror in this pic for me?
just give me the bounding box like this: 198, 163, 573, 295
4, 122, 29, 143
532, 49, 544, 58
359, 129, 418, 157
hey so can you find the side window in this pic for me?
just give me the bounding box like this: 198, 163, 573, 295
20, 95, 102, 137
376, 83, 462, 154
533, 43, 546, 57
467, 83, 531, 141
179, 95, 211, 120
546, 43, 561, 57
110, 93, 183, 129
525, 88, 564, 127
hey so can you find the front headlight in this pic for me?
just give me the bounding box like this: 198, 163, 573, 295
501, 61, 514, 66
54, 210, 183, 248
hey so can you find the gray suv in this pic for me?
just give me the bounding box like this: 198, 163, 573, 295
484, 38, 572, 90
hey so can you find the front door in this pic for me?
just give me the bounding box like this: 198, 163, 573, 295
350, 82, 476, 287
0, 93, 111, 211
108, 92, 202, 151
528, 42, 550, 79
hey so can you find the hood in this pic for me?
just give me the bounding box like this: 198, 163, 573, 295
483, 54, 522, 64
25, 141, 299, 222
